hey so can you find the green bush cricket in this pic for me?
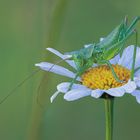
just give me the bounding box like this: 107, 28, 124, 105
66, 16, 140, 90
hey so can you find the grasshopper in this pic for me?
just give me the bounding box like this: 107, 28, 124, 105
0, 16, 139, 104
66, 16, 140, 90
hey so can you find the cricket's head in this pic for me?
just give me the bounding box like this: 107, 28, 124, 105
65, 44, 95, 70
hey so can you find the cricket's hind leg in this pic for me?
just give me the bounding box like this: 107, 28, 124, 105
104, 60, 124, 83
126, 16, 140, 34
131, 30, 138, 81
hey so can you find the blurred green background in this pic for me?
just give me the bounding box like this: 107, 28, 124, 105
0, 0, 140, 140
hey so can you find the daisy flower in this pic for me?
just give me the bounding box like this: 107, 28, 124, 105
35, 45, 140, 103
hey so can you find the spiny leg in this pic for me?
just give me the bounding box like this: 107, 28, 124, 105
126, 16, 140, 34
68, 73, 79, 91
131, 30, 138, 81
105, 60, 124, 83
119, 16, 138, 56
68, 64, 92, 91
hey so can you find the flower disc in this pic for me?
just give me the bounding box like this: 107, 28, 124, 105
81, 65, 130, 90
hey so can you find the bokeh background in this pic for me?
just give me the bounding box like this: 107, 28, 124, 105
0, 0, 140, 140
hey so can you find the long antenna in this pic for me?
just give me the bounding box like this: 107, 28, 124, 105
0, 56, 71, 105
0, 69, 40, 105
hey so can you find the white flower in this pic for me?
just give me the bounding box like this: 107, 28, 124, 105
35, 45, 140, 103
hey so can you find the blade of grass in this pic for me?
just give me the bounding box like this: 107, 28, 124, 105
27, 0, 69, 140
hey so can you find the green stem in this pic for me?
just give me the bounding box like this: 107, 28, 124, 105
104, 96, 114, 140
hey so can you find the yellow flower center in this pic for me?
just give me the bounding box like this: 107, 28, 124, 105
81, 65, 130, 90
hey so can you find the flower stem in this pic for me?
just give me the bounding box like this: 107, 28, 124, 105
104, 96, 114, 140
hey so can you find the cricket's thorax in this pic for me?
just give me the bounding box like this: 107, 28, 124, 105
81, 64, 130, 90
92, 51, 104, 63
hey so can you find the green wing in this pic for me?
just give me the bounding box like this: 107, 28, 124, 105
97, 20, 125, 49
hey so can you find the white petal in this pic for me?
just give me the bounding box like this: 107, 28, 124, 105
118, 45, 140, 69
131, 90, 138, 96
135, 47, 140, 68
136, 80, 140, 87
135, 69, 140, 77
136, 95, 140, 104
50, 91, 60, 103
131, 90, 140, 104
122, 80, 136, 93
57, 82, 87, 93
35, 62, 80, 81
100, 37, 104, 42
118, 45, 134, 69
133, 77, 140, 87
46, 48, 76, 69
104, 87, 125, 97
64, 89, 92, 101
109, 54, 120, 64
91, 89, 104, 98
84, 44, 93, 48
46, 48, 71, 59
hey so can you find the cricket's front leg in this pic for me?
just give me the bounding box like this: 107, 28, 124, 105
68, 73, 80, 91
68, 65, 90, 91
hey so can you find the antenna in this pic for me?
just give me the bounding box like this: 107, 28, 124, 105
0, 57, 71, 105
0, 69, 40, 105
